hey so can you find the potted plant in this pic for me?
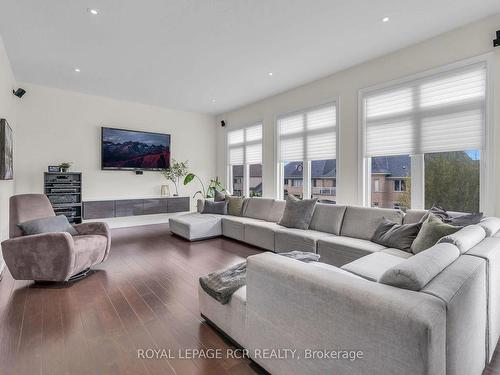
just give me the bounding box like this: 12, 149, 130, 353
162, 159, 188, 196
58, 162, 73, 173
183, 174, 228, 199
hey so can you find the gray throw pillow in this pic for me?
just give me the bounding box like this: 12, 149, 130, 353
18, 215, 78, 236
371, 218, 422, 252
411, 214, 461, 254
201, 200, 227, 215
278, 195, 318, 230
226, 195, 246, 216
214, 190, 226, 202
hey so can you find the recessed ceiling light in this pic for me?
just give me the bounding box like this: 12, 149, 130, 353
382, 16, 390, 22
88, 8, 98, 15
74, 68, 81, 72
211, 99, 216, 103
268, 72, 273, 76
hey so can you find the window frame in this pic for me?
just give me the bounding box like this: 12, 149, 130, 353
275, 100, 339, 200
226, 121, 264, 197
358, 54, 494, 214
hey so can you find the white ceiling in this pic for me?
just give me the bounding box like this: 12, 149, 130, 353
1, 1, 499, 115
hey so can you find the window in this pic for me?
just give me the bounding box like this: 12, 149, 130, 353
283, 161, 303, 198
278, 103, 337, 201
425, 150, 480, 212
227, 123, 263, 196
311, 159, 336, 202
360, 58, 491, 213
394, 179, 406, 192
371, 155, 411, 210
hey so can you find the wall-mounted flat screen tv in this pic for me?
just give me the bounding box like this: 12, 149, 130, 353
101, 127, 171, 171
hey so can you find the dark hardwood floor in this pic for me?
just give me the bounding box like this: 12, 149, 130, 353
0, 224, 261, 375
0, 223, 499, 375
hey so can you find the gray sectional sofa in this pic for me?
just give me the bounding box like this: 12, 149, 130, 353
169, 197, 500, 375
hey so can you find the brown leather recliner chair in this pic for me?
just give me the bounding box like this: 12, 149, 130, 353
1, 194, 111, 282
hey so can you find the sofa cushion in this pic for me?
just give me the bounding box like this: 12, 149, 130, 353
244, 221, 281, 251
243, 197, 275, 220
18, 215, 78, 236
340, 206, 404, 240
309, 204, 347, 236
380, 248, 413, 259
371, 219, 422, 252
317, 236, 386, 267
411, 214, 461, 254
267, 200, 286, 223
437, 225, 486, 254
479, 217, 500, 237
274, 227, 333, 253
226, 196, 246, 216
222, 216, 262, 241
278, 195, 318, 230
169, 213, 223, 241
201, 200, 227, 215
308, 261, 364, 279
380, 242, 460, 291
73, 235, 108, 273
341, 252, 406, 282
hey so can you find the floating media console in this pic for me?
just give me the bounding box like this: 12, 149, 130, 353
82, 196, 189, 220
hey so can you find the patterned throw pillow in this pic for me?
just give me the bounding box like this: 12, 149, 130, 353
226, 196, 246, 216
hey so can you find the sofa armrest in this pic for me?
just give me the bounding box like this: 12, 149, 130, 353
73, 222, 111, 261
1, 232, 75, 281
246, 252, 446, 375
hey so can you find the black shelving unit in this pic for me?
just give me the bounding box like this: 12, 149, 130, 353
44, 172, 82, 224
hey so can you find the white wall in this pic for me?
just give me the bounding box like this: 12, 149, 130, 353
217, 13, 500, 214
0, 35, 18, 272
15, 84, 217, 209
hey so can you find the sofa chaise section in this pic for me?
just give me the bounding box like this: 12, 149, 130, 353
169, 212, 223, 241
244, 252, 447, 375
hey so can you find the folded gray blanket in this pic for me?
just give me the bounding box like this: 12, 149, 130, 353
199, 251, 320, 305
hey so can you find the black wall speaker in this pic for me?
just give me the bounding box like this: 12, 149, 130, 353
494, 30, 500, 47
135, 170, 143, 175
221, 120, 226, 127
13, 88, 26, 98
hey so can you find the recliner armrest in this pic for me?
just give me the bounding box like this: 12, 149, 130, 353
1, 232, 75, 281
73, 222, 111, 260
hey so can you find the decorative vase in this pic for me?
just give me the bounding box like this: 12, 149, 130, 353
160, 184, 170, 197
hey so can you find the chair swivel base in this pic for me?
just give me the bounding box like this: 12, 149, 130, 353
68, 267, 92, 282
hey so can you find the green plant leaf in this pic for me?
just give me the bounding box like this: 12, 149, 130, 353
184, 173, 195, 185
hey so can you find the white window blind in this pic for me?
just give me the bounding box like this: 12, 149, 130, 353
227, 123, 262, 165
362, 62, 486, 157
278, 103, 336, 162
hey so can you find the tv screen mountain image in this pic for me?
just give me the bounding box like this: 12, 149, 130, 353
101, 127, 171, 170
